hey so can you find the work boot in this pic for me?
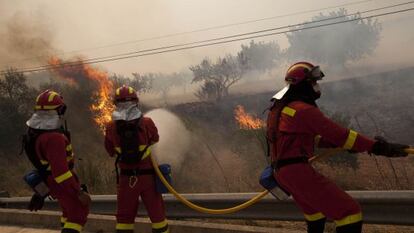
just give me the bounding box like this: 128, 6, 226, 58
61, 229, 79, 233
307, 218, 326, 233
336, 221, 362, 233
116, 230, 134, 233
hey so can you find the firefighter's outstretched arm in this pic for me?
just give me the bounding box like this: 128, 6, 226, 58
300, 107, 374, 152
300, 107, 409, 157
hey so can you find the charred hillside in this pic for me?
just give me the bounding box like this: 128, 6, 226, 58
170, 67, 414, 144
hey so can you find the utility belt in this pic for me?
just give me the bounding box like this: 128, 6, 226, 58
272, 156, 308, 170
120, 168, 155, 176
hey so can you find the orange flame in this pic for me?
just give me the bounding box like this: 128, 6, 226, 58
48, 56, 114, 133
234, 105, 264, 130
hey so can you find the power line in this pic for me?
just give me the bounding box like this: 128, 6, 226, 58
5, 1, 413, 73
2, 6, 414, 75
0, 0, 375, 66
65, 0, 414, 65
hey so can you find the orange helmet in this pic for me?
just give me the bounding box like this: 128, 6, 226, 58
285, 61, 324, 85
114, 85, 139, 103
35, 90, 66, 115
273, 62, 324, 100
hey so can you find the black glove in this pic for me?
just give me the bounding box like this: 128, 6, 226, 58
371, 136, 409, 157
80, 184, 89, 193
28, 193, 45, 211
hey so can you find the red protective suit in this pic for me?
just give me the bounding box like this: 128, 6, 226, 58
105, 117, 169, 233
268, 101, 375, 229
36, 132, 89, 232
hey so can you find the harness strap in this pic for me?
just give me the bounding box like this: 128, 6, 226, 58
120, 168, 155, 176
114, 144, 151, 184
272, 156, 308, 170
115, 155, 120, 184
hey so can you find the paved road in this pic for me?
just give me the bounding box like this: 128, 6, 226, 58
0, 225, 303, 233
0, 226, 61, 233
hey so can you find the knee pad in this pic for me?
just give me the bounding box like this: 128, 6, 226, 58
336, 221, 362, 233
307, 218, 326, 233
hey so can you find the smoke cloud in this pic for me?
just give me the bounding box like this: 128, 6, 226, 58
0, 11, 55, 69
145, 108, 192, 169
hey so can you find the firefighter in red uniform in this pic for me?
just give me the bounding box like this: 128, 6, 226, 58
25, 90, 90, 233
266, 62, 409, 233
104, 85, 169, 233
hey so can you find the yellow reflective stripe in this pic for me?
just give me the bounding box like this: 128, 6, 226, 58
66, 144, 72, 151
343, 130, 358, 150
60, 217, 67, 223
48, 91, 58, 102
54, 171, 73, 183
335, 212, 362, 227
115, 145, 152, 159
282, 106, 296, 117
40, 160, 52, 171
63, 222, 82, 232
304, 212, 325, 221
128, 87, 134, 94
314, 135, 321, 146
116, 88, 121, 96
141, 147, 152, 159
40, 159, 49, 165
66, 155, 74, 162
152, 219, 168, 229
35, 105, 60, 110
116, 223, 134, 230
140, 145, 152, 159
287, 63, 312, 73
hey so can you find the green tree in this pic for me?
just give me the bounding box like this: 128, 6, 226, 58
131, 73, 154, 93
0, 69, 37, 155
286, 8, 381, 69
190, 55, 244, 101
238, 40, 282, 73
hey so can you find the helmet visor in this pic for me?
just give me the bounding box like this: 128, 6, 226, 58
309, 66, 324, 81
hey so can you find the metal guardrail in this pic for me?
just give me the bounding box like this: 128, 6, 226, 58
1, 191, 413, 225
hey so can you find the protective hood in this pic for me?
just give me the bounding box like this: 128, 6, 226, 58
272, 84, 290, 100
112, 102, 142, 121
26, 111, 63, 130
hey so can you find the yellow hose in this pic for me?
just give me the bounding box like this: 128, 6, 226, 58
150, 155, 269, 214
151, 146, 414, 215
405, 148, 414, 154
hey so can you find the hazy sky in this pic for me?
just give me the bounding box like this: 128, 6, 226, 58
0, 0, 413, 76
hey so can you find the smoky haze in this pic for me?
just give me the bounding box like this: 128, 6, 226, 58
145, 109, 192, 170
0, 11, 56, 68
1, 0, 413, 77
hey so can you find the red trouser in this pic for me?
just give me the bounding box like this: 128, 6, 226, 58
49, 183, 89, 231
116, 174, 167, 228
275, 163, 361, 223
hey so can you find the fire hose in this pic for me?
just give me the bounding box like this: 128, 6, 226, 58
151, 147, 414, 215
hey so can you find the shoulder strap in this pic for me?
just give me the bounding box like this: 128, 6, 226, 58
22, 128, 51, 178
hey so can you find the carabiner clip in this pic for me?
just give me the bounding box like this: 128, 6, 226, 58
129, 176, 138, 188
